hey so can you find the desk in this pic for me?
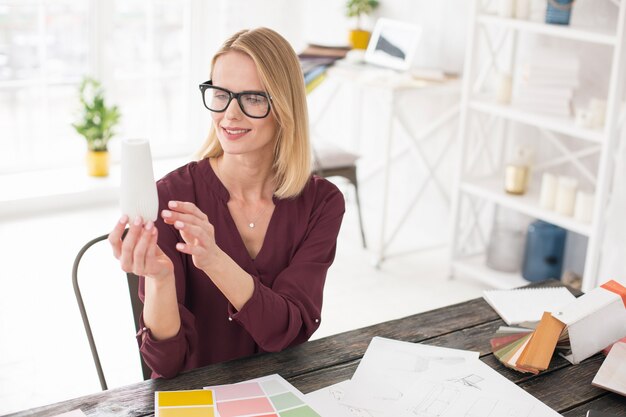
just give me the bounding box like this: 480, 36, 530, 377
8, 282, 625, 417
309, 63, 460, 266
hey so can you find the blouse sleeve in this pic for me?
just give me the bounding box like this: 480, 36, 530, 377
229, 183, 345, 352
135, 179, 199, 379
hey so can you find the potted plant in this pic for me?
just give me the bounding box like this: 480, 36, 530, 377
72, 77, 121, 177
346, 0, 380, 50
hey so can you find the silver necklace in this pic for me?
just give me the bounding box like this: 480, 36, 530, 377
246, 203, 271, 229
216, 157, 271, 229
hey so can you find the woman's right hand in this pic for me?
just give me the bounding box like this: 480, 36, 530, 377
109, 215, 174, 281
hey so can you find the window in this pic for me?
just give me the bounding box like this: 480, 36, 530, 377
0, 0, 203, 174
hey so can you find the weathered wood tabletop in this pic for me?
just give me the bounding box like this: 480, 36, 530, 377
7, 281, 626, 417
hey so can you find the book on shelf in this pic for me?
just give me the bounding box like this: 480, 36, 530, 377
513, 103, 572, 114
300, 58, 333, 74
298, 44, 350, 95
518, 75, 579, 89
305, 72, 327, 94
515, 48, 579, 115
524, 48, 581, 72
519, 65, 579, 81
303, 64, 329, 85
513, 102, 572, 117
298, 44, 350, 60
514, 86, 574, 100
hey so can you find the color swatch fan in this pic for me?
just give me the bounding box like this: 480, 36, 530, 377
120, 138, 158, 222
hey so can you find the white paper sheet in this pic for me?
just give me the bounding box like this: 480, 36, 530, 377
343, 336, 560, 417
342, 337, 479, 414
51, 411, 86, 417
306, 380, 387, 417
352, 337, 480, 387
391, 356, 561, 417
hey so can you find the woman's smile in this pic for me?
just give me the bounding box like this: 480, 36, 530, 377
221, 125, 251, 140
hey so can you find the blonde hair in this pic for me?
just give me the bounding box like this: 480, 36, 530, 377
196, 28, 311, 199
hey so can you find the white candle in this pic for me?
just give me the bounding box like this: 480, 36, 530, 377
496, 72, 513, 105
554, 176, 578, 217
575, 108, 593, 129
574, 191, 594, 223
588, 99, 607, 129
515, 0, 530, 19
539, 173, 558, 210
120, 138, 159, 223
498, 0, 516, 18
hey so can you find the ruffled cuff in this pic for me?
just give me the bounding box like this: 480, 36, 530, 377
136, 316, 187, 379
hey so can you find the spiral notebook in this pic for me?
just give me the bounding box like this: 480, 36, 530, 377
483, 287, 576, 325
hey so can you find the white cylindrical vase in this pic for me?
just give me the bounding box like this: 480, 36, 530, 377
120, 138, 159, 223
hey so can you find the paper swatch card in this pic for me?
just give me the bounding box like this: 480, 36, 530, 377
592, 342, 626, 396
483, 287, 576, 325
155, 389, 216, 417
205, 374, 322, 417
517, 312, 567, 371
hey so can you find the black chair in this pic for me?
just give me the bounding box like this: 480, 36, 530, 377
72, 233, 152, 390
312, 144, 367, 248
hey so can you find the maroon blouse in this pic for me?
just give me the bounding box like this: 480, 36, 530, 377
136, 159, 345, 378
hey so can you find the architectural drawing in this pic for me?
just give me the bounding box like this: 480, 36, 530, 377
465, 397, 533, 417
306, 380, 386, 417
447, 373, 484, 390
407, 384, 460, 417
344, 338, 560, 417
465, 397, 497, 417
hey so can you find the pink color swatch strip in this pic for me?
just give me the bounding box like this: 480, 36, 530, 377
212, 382, 266, 401
217, 397, 274, 417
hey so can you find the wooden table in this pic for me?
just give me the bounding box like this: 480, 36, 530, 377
8, 281, 625, 417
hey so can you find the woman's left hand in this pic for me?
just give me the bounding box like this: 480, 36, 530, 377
161, 200, 220, 271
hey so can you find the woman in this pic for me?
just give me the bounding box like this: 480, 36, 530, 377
108, 27, 345, 378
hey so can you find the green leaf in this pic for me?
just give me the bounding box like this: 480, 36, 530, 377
72, 76, 121, 151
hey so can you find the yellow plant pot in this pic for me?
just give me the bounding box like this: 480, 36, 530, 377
349, 29, 371, 50
86, 150, 109, 177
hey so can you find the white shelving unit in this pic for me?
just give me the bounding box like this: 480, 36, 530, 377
449, 0, 626, 291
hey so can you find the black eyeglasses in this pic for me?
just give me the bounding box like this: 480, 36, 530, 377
198, 80, 272, 119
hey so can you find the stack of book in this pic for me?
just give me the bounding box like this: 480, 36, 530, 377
513, 49, 580, 118
298, 44, 350, 94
